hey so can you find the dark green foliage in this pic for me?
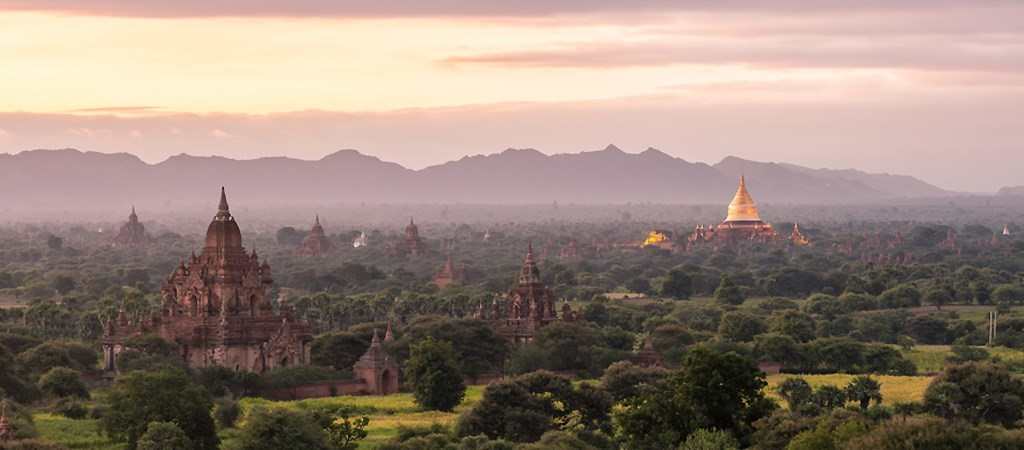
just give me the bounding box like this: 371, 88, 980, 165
50, 397, 88, 419
660, 270, 693, 300
457, 371, 610, 444
878, 285, 922, 309
718, 311, 766, 342
405, 338, 466, 412
769, 310, 816, 343
845, 417, 1024, 449
259, 366, 349, 389
99, 369, 219, 450
311, 331, 370, 371
233, 407, 332, 450
612, 347, 774, 449
844, 375, 882, 410
714, 275, 745, 305
137, 421, 191, 450
923, 362, 1024, 426
391, 317, 509, 379
213, 398, 241, 429
599, 361, 668, 402
679, 428, 739, 450
37, 367, 88, 399
776, 377, 812, 411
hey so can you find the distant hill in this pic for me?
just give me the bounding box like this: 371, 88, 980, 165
999, 186, 1024, 196
0, 147, 952, 211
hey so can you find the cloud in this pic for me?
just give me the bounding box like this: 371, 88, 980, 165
0, 0, 1013, 18
443, 36, 1024, 74
209, 129, 234, 139
67, 106, 164, 114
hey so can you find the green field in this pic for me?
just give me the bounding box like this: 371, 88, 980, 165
35, 373, 942, 449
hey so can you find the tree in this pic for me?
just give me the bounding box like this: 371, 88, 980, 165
770, 311, 816, 343
456, 379, 552, 443
599, 361, 668, 402
992, 284, 1024, 305
714, 276, 745, 305
404, 338, 466, 412
310, 332, 370, 371
717, 311, 766, 343
137, 422, 191, 450
50, 275, 75, 295
878, 285, 922, 309
625, 277, 652, 295
812, 385, 847, 410
678, 429, 739, 450
923, 362, 1024, 426
99, 369, 218, 450
326, 410, 370, 450
37, 367, 88, 399
234, 407, 332, 450
923, 288, 952, 310
777, 378, 813, 411
844, 376, 882, 410
613, 347, 774, 448
660, 270, 693, 300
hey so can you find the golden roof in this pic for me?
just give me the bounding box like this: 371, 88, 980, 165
725, 176, 762, 222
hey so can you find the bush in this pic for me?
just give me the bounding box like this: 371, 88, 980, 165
213, 398, 241, 429
137, 421, 191, 450
37, 367, 88, 399
50, 397, 88, 419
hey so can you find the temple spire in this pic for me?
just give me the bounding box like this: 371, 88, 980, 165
384, 320, 394, 342
314, 214, 320, 227
218, 187, 230, 213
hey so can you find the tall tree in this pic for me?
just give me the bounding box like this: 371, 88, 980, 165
404, 337, 466, 412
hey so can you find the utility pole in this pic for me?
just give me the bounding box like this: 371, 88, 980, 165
988, 310, 999, 347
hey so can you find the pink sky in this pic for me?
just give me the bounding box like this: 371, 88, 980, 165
0, 1, 1022, 192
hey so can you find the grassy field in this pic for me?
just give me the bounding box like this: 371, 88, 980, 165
899, 344, 1024, 373
36, 372, 940, 449
765, 374, 933, 407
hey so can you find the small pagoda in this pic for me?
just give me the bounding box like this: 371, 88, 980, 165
112, 206, 151, 247
297, 215, 335, 256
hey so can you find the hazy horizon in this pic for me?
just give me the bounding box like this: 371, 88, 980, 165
2, 1, 1023, 191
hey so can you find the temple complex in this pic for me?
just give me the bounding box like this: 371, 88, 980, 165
433, 254, 465, 288
688, 176, 778, 245
112, 206, 150, 247
102, 188, 313, 374
487, 244, 573, 344
297, 215, 335, 256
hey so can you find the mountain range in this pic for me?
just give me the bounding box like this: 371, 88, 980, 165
0, 146, 953, 211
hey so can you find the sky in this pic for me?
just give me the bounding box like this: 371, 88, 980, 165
0, 1, 1022, 192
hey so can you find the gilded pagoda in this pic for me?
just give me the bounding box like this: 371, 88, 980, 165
688, 176, 778, 245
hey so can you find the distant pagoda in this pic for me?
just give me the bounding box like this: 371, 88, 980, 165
297, 215, 335, 256
688, 176, 778, 245
433, 254, 465, 288
112, 206, 151, 247
401, 218, 426, 257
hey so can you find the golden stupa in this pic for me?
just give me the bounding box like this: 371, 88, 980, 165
725, 176, 762, 222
